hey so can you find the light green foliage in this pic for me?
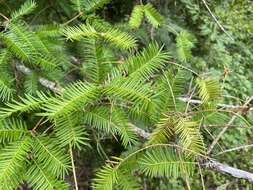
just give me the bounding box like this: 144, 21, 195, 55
71, 0, 111, 13
0, 138, 31, 190
11, 0, 37, 21
0, 92, 49, 118
0, 80, 15, 102
117, 170, 140, 190
83, 106, 138, 147
80, 38, 110, 83
93, 164, 118, 190
129, 3, 164, 28
54, 115, 90, 149
156, 69, 190, 112
0, 119, 29, 143
39, 82, 100, 119
147, 115, 175, 144
0, 117, 74, 190
24, 73, 39, 94
92, 146, 195, 189
175, 118, 205, 155
26, 161, 69, 190
71, 0, 83, 13
176, 31, 196, 62
105, 79, 155, 113
1, 22, 60, 70
129, 5, 144, 28
0, 50, 14, 101
126, 42, 170, 81
144, 3, 164, 28
62, 24, 137, 49
196, 77, 222, 103
32, 136, 71, 178
62, 24, 98, 41
148, 114, 205, 155
138, 148, 194, 178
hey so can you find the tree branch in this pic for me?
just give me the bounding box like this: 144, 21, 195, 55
15, 63, 253, 183
15, 64, 251, 111
204, 160, 253, 183
133, 126, 253, 183
15, 64, 63, 93
179, 97, 252, 111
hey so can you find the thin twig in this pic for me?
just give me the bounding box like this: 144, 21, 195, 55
63, 12, 83, 26
0, 12, 9, 21
162, 69, 177, 111
207, 96, 253, 154
198, 161, 206, 190
32, 117, 46, 133
184, 171, 191, 190
179, 97, 252, 111
150, 26, 155, 40
185, 86, 196, 113
215, 144, 253, 156
168, 61, 199, 76
179, 152, 191, 190
203, 126, 224, 151
70, 145, 79, 190
203, 124, 247, 129
207, 116, 236, 154
43, 124, 54, 134
201, 0, 234, 41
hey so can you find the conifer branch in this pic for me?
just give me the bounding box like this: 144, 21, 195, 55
132, 126, 253, 183
2, 1, 251, 188
15, 63, 251, 111
14, 62, 253, 184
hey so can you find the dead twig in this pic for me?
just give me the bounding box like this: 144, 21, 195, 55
201, 0, 234, 41
207, 96, 253, 155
